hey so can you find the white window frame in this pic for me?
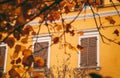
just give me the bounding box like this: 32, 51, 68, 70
32, 34, 51, 71
0, 43, 8, 73
78, 29, 100, 70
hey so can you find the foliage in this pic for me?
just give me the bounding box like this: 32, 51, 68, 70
0, 0, 120, 78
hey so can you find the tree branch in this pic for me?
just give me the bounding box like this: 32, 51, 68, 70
2, 0, 63, 42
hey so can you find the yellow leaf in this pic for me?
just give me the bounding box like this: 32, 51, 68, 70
55, 25, 62, 31
16, 68, 24, 74
12, 52, 19, 59
68, 44, 76, 51
77, 31, 84, 36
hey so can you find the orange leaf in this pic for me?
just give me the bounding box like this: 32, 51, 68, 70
8, 68, 21, 78
15, 44, 21, 53
52, 37, 59, 44
77, 44, 84, 51
21, 36, 28, 44
34, 57, 45, 67
64, 6, 70, 13
55, 24, 62, 31
12, 52, 19, 59
13, 31, 20, 40
22, 55, 33, 67
5, 37, 15, 48
11, 60, 15, 65
68, 44, 76, 51
20, 45, 26, 52
21, 25, 33, 36
77, 31, 84, 36
22, 49, 32, 57
105, 16, 116, 24
16, 57, 21, 64
32, 31, 37, 35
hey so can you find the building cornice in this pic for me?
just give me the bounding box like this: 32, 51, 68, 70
27, 10, 120, 26
63, 10, 120, 20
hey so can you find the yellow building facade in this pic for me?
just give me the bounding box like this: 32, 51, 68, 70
0, 0, 120, 78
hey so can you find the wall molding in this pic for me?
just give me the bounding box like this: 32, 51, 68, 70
27, 10, 120, 26
63, 10, 120, 20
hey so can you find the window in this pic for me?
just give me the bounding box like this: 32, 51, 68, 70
32, 35, 51, 71
0, 43, 7, 73
78, 29, 100, 69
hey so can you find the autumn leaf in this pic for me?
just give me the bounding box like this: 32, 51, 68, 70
25, 25, 33, 31
64, 6, 70, 13
77, 44, 84, 51
15, 44, 21, 53
32, 31, 37, 35
47, 15, 54, 22
55, 24, 62, 31
65, 24, 71, 33
52, 37, 59, 44
28, 67, 34, 72
16, 57, 21, 64
22, 49, 32, 57
68, 44, 76, 51
113, 29, 119, 36
13, 31, 20, 40
22, 55, 34, 67
8, 68, 21, 78
12, 52, 19, 59
70, 30, 75, 36
105, 16, 116, 24
34, 57, 45, 67
77, 31, 84, 36
21, 25, 33, 36
5, 37, 15, 48
21, 36, 28, 44
11, 60, 15, 65
16, 67, 24, 74
20, 45, 26, 52
51, 11, 60, 20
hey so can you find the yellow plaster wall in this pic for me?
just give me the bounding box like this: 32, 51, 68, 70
4, 1, 120, 78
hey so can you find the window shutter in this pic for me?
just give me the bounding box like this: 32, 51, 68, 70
34, 42, 49, 68
80, 37, 97, 67
0, 46, 6, 69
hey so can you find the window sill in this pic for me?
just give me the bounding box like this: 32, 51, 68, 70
78, 66, 101, 71
30, 67, 49, 77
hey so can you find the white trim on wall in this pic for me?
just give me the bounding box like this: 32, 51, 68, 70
0, 43, 8, 73
27, 10, 120, 26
